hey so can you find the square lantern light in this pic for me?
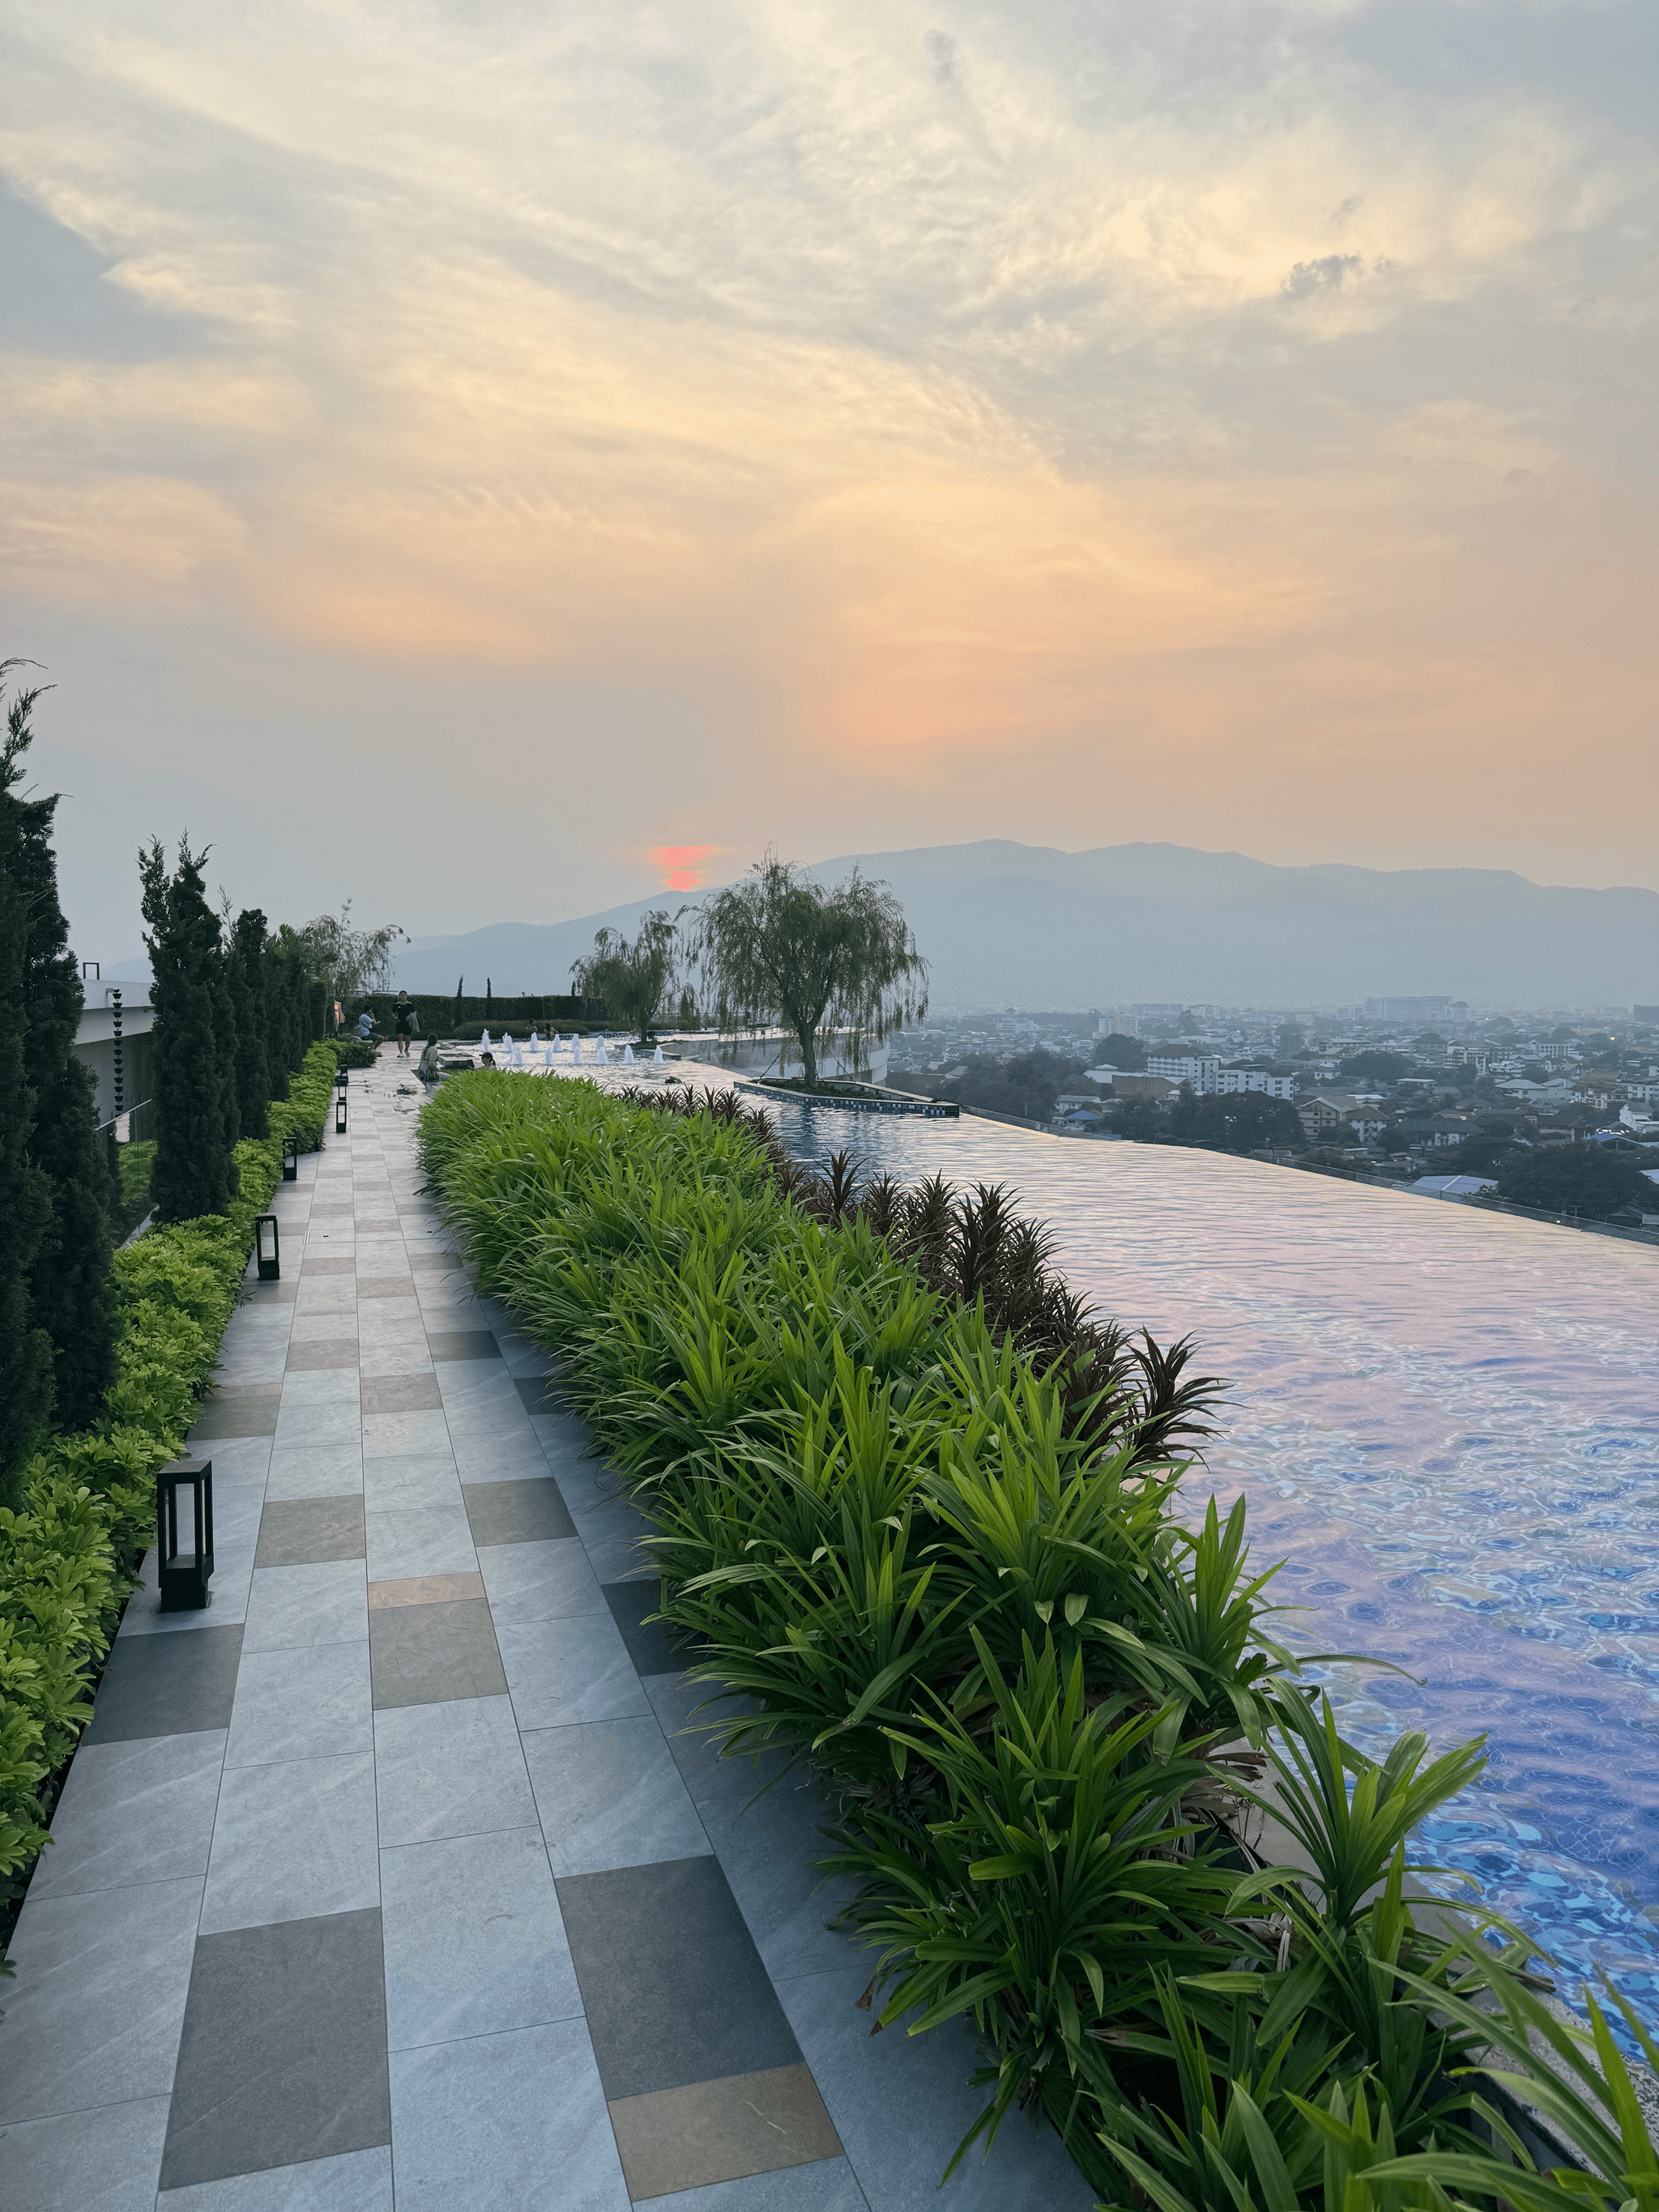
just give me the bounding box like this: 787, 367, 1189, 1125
335, 1089, 348, 1135
156, 1457, 214, 1610
281, 1132, 300, 1182
335, 1064, 349, 1093
255, 1213, 280, 1281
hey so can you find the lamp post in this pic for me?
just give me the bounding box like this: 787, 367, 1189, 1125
156, 1458, 215, 1610
335, 1089, 348, 1136
255, 1213, 280, 1280
281, 1132, 300, 1182
335, 1064, 349, 1092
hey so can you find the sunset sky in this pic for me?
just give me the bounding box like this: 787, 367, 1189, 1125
4, 1, 1655, 957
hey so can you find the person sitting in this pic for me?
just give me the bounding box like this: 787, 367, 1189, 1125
417, 1035, 441, 1085
356, 1008, 376, 1043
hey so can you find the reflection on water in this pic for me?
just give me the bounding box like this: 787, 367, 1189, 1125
766, 1102, 1659, 2027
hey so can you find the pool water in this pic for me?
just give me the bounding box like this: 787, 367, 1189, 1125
763, 1102, 1659, 2033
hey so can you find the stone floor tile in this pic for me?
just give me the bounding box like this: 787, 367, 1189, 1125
381, 1824, 582, 2049
361, 1457, 462, 1518
364, 1502, 477, 1582
368, 1597, 505, 1707
388, 2019, 629, 2212
271, 1404, 361, 1451
199, 1753, 379, 1934
225, 1641, 373, 1768
194, 1436, 275, 1484
284, 1340, 360, 1379
254, 1494, 365, 1568
360, 1407, 454, 1460
428, 1327, 503, 1362
160, 1909, 390, 2193
463, 1474, 575, 1545
476, 1536, 607, 1624
435, 1359, 522, 1407
366, 1568, 484, 1609
277, 1367, 362, 1409
0, 1875, 202, 2123
190, 1385, 283, 1442
242, 1276, 299, 1306
264, 1443, 365, 1500
117, 1544, 256, 1638
372, 1695, 536, 1846
524, 1717, 711, 1877
288, 1310, 360, 1344
642, 1674, 788, 1808
157, 2145, 394, 2210
215, 1348, 288, 1386
1, 2093, 170, 2212
358, 1340, 436, 1379
701, 1777, 859, 1981
292, 1282, 358, 1315
497, 1612, 650, 1729
29, 1730, 226, 1900
360, 1371, 442, 1415
356, 1275, 417, 1300
640, 2156, 870, 2211
778, 1965, 1098, 2210
300, 1253, 357, 1276
601, 1579, 693, 1677
450, 1428, 555, 1484
608, 2063, 843, 2202
85, 1624, 244, 1744
242, 1559, 368, 1652
557, 1856, 801, 2102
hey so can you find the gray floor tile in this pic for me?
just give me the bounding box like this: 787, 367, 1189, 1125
292, 1285, 358, 1317
602, 1579, 694, 1675
643, 1677, 787, 1808
301, 1254, 357, 1276
30, 1730, 226, 1900
477, 1536, 606, 1624
702, 1778, 859, 1980
428, 1328, 502, 1362
389, 2020, 629, 2212
608, 2064, 843, 2202
191, 1386, 282, 1442
116, 1542, 254, 1638
255, 1495, 365, 1568
194, 1437, 275, 1485
451, 1429, 555, 1485
557, 1856, 802, 2101
357, 1276, 418, 1299
0, 1876, 202, 2123
161, 1908, 390, 2192
361, 1454, 462, 1512
242, 1560, 368, 1652
369, 1598, 506, 1708
373, 1695, 537, 1845
286, 1338, 360, 1372
360, 1408, 454, 1460
778, 1966, 1098, 2210
226, 1641, 373, 1767
524, 1717, 711, 1877
1, 2093, 170, 2211
288, 1312, 360, 1346
463, 1475, 575, 1545
381, 1824, 582, 2049
265, 1444, 365, 1500
359, 1342, 436, 1380
157, 2146, 394, 2210
213, 1347, 288, 1383
279, 1369, 362, 1409
243, 1276, 299, 1306
511, 1370, 560, 1413
360, 1372, 443, 1414
368, 1569, 484, 1609
365, 1503, 477, 1581
85, 1624, 244, 1744
272, 1405, 362, 1451
641, 2156, 868, 2211
200, 1753, 379, 1933
497, 1613, 650, 1729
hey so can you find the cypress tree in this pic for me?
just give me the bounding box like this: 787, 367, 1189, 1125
0, 865, 53, 1508
229, 908, 271, 1136
212, 921, 241, 1187
1, 678, 117, 1432
263, 940, 292, 1101
140, 835, 232, 1221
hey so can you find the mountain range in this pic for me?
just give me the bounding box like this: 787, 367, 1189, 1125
391, 841, 1659, 1011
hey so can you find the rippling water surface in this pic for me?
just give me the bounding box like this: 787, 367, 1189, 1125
762, 1101, 1659, 2027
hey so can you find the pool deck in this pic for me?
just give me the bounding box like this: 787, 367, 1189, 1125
0, 1049, 1092, 2212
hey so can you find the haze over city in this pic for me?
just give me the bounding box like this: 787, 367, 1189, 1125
6, 1, 1657, 965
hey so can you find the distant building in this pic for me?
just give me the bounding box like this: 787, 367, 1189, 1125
1633, 1006, 1659, 1025
1146, 1054, 1222, 1089
1214, 1065, 1297, 1101
1098, 1073, 1179, 1103
1362, 996, 1469, 1023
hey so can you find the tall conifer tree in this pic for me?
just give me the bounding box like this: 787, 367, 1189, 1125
1, 671, 117, 1431
0, 865, 53, 1508
263, 940, 292, 1100
211, 917, 241, 1187
140, 836, 232, 1221
229, 907, 271, 1136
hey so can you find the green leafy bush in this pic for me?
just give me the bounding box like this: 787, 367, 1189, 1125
0, 1041, 338, 1903
420, 1071, 1654, 2201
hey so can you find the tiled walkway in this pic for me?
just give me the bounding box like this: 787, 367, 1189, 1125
0, 1051, 1094, 2210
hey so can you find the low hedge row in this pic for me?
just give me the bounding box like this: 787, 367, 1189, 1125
0, 1041, 339, 1901
421, 1072, 1657, 2207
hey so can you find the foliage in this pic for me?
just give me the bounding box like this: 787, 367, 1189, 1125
1093, 1033, 1149, 1072
332, 1038, 378, 1068
0, 850, 53, 1507
570, 909, 681, 1039
687, 849, 928, 1088
291, 901, 405, 1005
1169, 1089, 1305, 1155
1496, 1144, 1652, 1217
1337, 1051, 1412, 1085
228, 907, 272, 1139
418, 1070, 1647, 2196
1, 661, 117, 1460
921, 1050, 1103, 1122
0, 1042, 338, 1913
139, 835, 236, 1221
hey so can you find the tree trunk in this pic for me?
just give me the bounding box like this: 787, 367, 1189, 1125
796, 1023, 818, 1089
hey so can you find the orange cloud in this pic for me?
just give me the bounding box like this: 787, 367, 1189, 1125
650, 844, 718, 893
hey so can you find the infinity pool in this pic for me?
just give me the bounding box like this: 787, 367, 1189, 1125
763, 1102, 1659, 2031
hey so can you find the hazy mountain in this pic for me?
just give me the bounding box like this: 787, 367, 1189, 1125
392, 842, 1659, 1010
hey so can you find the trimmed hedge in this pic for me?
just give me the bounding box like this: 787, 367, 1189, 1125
420, 1072, 1657, 2206
0, 1042, 339, 1898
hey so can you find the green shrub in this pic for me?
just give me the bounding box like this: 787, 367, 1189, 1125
420, 1071, 1653, 2197
0, 1041, 338, 1903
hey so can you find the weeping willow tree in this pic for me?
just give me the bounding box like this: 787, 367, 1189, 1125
570, 910, 681, 1040
686, 851, 928, 1088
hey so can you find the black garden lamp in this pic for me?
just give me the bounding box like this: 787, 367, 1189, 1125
156, 1457, 214, 1610
255, 1213, 280, 1281
335, 1089, 348, 1135
335, 1064, 349, 1092
281, 1132, 300, 1183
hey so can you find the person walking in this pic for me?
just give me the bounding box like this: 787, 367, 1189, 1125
394, 989, 416, 1058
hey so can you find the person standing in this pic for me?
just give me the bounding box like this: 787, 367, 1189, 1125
394, 990, 416, 1058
